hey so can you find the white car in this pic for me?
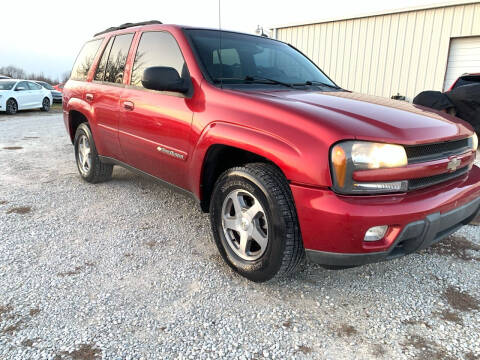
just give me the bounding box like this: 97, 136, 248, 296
0, 79, 53, 115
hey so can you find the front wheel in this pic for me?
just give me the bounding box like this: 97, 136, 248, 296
6, 99, 17, 115
74, 123, 113, 183
41, 97, 50, 112
210, 163, 304, 282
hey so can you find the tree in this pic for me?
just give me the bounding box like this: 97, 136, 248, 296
0, 65, 26, 79
0, 65, 70, 84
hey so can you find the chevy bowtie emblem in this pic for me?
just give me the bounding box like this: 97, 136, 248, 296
447, 157, 461, 172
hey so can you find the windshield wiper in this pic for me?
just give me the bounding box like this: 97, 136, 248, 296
213, 76, 295, 88
295, 80, 342, 90
244, 75, 295, 88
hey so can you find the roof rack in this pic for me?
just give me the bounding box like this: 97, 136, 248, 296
94, 20, 163, 37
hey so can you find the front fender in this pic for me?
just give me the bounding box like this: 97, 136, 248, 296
190, 121, 330, 200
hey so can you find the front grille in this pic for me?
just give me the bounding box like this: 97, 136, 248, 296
405, 138, 470, 164
408, 166, 469, 191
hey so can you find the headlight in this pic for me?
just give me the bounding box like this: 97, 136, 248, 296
470, 133, 478, 151
331, 141, 408, 194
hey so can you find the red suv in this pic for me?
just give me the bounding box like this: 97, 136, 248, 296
63, 21, 480, 282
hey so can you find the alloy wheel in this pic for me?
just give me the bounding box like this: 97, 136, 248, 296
7, 100, 17, 114
221, 189, 269, 261
77, 134, 92, 175
42, 98, 50, 111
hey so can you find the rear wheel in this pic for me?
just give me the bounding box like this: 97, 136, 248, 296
41, 97, 50, 112
6, 99, 17, 115
210, 163, 304, 282
74, 123, 113, 183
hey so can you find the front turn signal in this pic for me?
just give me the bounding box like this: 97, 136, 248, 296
331, 145, 347, 188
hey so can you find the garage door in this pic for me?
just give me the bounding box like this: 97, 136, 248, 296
443, 37, 480, 90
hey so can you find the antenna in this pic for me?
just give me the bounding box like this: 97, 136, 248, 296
218, 0, 223, 88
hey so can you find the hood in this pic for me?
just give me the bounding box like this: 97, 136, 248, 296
244, 90, 473, 145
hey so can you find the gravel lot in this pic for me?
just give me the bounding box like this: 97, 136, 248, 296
0, 111, 479, 360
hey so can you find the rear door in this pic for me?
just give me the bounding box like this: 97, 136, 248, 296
119, 31, 194, 189
86, 33, 134, 160
27, 81, 44, 107
14, 81, 31, 109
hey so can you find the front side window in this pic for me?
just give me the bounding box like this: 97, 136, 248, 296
131, 31, 187, 88
103, 33, 134, 84
186, 29, 336, 88
15, 81, 29, 91
70, 39, 103, 81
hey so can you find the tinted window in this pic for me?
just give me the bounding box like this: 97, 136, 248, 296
70, 39, 103, 81
104, 33, 134, 84
15, 81, 29, 91
94, 37, 114, 81
27, 82, 42, 90
131, 31, 187, 88
186, 29, 335, 87
454, 76, 480, 89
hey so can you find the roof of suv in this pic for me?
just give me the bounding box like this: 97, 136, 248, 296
92, 22, 275, 42
94, 20, 163, 36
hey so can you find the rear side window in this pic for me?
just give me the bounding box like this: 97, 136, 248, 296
103, 33, 134, 84
94, 37, 114, 81
70, 39, 103, 81
27, 82, 42, 90
130, 31, 187, 88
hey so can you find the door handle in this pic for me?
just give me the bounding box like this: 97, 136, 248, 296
123, 101, 134, 111
85, 93, 94, 101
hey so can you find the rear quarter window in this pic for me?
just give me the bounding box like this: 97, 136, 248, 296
70, 39, 103, 81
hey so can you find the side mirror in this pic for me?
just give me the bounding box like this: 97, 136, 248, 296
141, 66, 189, 93
15, 87, 26, 91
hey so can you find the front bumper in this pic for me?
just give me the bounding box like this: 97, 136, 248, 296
291, 165, 480, 267
305, 196, 480, 266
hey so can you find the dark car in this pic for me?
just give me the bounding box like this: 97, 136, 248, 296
63, 21, 479, 282
448, 73, 480, 90
34, 81, 62, 103
0, 75, 11, 79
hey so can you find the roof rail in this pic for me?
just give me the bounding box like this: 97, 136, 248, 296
94, 20, 163, 37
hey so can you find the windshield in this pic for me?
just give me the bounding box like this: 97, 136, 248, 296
0, 81, 16, 90
37, 82, 54, 90
185, 29, 336, 88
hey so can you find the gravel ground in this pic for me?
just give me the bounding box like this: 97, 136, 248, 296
0, 111, 479, 360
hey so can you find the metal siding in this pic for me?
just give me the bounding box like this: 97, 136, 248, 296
274, 3, 480, 101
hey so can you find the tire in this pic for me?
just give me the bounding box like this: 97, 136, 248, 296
6, 98, 17, 115
74, 123, 113, 183
40, 97, 50, 112
210, 163, 304, 282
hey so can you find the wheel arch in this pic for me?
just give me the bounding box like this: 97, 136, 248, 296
192, 122, 304, 212
64, 95, 97, 143
67, 110, 90, 143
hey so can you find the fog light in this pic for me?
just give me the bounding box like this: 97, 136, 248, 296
364, 225, 388, 241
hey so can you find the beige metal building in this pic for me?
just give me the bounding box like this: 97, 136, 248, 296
271, 1, 480, 101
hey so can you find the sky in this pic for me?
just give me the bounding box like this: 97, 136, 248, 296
0, 0, 452, 81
